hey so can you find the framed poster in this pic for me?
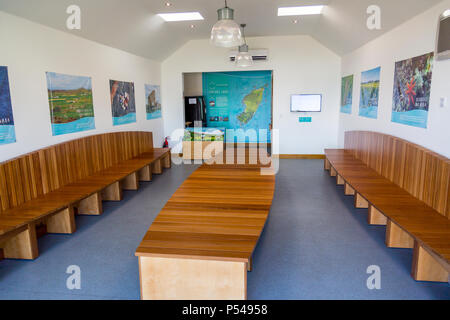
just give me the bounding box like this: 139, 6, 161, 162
110, 80, 136, 126
0, 66, 16, 145
46, 72, 95, 136
340, 75, 354, 114
391, 52, 434, 128
145, 84, 162, 120
359, 67, 381, 119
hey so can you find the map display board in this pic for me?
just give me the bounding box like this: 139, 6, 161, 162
46, 72, 96, 136
202, 71, 272, 143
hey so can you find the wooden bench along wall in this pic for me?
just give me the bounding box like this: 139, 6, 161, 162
344, 131, 450, 219
0, 131, 171, 261
325, 131, 449, 283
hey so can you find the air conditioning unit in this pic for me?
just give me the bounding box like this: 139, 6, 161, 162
229, 49, 269, 62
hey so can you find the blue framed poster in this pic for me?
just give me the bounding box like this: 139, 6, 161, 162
202, 71, 272, 143
110, 80, 136, 126
46, 72, 96, 136
0, 66, 16, 145
359, 67, 381, 119
340, 75, 354, 114
391, 52, 434, 129
145, 84, 162, 120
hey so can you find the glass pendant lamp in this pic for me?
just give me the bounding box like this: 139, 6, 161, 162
211, 0, 244, 47
235, 24, 253, 67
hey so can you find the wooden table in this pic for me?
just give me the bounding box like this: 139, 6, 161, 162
135, 154, 275, 300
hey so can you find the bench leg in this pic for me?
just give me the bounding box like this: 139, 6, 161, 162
368, 206, 387, 225
247, 257, 252, 272
1, 224, 39, 260
324, 158, 331, 171
385, 220, 414, 248
336, 174, 345, 185
412, 241, 449, 282
101, 181, 123, 201
46, 206, 76, 234
139, 256, 247, 300
138, 165, 152, 182
162, 153, 171, 169
77, 192, 103, 215
122, 172, 139, 190
330, 166, 337, 177
344, 183, 355, 196
152, 159, 163, 175
354, 193, 369, 209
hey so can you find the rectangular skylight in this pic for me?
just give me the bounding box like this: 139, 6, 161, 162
158, 12, 204, 22
278, 5, 325, 16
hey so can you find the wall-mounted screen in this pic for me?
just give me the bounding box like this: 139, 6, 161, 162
436, 12, 450, 60
291, 94, 322, 112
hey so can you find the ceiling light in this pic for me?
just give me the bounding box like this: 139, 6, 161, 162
190, 24, 195, 29
165, 2, 171, 7
278, 5, 324, 16
235, 24, 253, 68
211, 0, 244, 47
293, 19, 299, 24
443, 9, 450, 18
158, 12, 204, 22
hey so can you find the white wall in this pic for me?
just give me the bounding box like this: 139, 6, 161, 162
339, 0, 450, 158
0, 11, 163, 162
162, 35, 341, 155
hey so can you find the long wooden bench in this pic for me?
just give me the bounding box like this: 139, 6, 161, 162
325, 131, 449, 282
135, 149, 275, 300
0, 131, 171, 261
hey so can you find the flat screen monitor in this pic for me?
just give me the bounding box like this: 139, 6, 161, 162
291, 94, 322, 112
436, 12, 450, 60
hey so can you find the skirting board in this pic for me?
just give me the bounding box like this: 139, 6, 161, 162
272, 154, 325, 159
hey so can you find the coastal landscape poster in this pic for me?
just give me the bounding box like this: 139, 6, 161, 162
359, 67, 381, 119
340, 75, 354, 114
110, 80, 136, 126
391, 52, 434, 128
0, 66, 16, 145
145, 84, 162, 120
46, 72, 95, 136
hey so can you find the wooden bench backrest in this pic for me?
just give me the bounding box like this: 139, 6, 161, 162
0, 131, 153, 214
344, 131, 450, 219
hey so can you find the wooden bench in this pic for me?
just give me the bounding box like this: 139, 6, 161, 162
0, 131, 171, 261
135, 149, 275, 300
325, 131, 449, 282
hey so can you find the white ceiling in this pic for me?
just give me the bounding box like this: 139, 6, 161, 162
0, 0, 443, 61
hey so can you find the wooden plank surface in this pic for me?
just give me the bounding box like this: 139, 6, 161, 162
136, 156, 275, 263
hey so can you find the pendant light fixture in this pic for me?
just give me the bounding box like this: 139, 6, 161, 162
235, 24, 253, 67
211, 0, 244, 47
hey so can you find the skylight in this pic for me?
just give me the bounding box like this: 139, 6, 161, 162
277, 5, 325, 16
158, 12, 204, 22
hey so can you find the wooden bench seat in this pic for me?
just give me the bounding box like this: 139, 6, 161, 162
135, 153, 275, 300
324, 131, 449, 283
0, 132, 171, 261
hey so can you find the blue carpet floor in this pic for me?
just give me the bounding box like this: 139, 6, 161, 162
0, 160, 449, 299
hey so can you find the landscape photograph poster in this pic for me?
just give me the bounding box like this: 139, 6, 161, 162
391, 52, 434, 128
110, 80, 136, 126
340, 75, 354, 114
46, 72, 95, 136
145, 84, 162, 120
359, 67, 381, 119
0, 66, 16, 145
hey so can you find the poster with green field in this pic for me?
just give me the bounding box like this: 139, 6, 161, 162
46, 72, 95, 136
340, 75, 354, 114
202, 71, 272, 143
359, 67, 380, 119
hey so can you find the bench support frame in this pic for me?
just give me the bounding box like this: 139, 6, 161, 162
386, 220, 414, 248
354, 193, 369, 209
46, 207, 76, 234
324, 158, 331, 171
101, 182, 123, 201
0, 224, 38, 260
162, 153, 171, 169
330, 166, 337, 177
412, 242, 449, 282
123, 172, 139, 190
77, 193, 103, 215
344, 183, 355, 196
138, 166, 152, 182
152, 159, 163, 175
368, 206, 387, 226
336, 175, 345, 186
139, 256, 247, 300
